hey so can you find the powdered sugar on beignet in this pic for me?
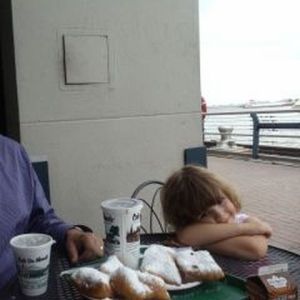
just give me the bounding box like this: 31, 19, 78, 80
110, 266, 151, 300
99, 255, 123, 275
140, 244, 182, 285
71, 267, 113, 299
71, 267, 110, 286
137, 271, 165, 287
175, 248, 224, 282
137, 271, 170, 300
110, 266, 170, 300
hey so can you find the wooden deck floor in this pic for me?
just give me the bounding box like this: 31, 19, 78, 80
208, 155, 300, 255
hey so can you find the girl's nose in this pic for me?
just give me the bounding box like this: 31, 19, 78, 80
217, 212, 230, 223
214, 206, 229, 223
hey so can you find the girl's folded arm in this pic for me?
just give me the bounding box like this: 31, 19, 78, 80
204, 235, 269, 260
176, 221, 269, 247
177, 222, 242, 247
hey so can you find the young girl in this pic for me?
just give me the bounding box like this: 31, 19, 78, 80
161, 165, 272, 260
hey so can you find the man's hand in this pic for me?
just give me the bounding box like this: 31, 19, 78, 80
65, 228, 104, 264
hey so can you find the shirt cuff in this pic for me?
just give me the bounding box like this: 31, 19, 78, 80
72, 224, 93, 233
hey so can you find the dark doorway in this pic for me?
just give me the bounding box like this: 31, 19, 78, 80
0, 45, 5, 134
0, 0, 20, 141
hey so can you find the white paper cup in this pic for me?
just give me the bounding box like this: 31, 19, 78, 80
10, 233, 56, 296
101, 198, 143, 269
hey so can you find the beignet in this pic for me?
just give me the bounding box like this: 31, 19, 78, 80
110, 266, 170, 300
99, 255, 123, 275
140, 244, 182, 285
175, 248, 224, 282
71, 267, 113, 299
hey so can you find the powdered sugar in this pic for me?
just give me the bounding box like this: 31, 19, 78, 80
175, 248, 223, 273
140, 244, 182, 285
71, 267, 110, 285
137, 270, 165, 287
111, 266, 151, 296
100, 255, 123, 275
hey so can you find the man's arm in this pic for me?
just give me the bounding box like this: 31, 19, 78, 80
22, 149, 103, 262
28, 169, 73, 244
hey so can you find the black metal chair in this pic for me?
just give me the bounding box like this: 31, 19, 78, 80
131, 180, 166, 234
31, 157, 51, 204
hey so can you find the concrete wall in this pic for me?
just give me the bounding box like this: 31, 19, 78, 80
12, 0, 202, 235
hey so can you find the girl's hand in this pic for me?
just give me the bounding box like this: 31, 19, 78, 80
243, 217, 272, 237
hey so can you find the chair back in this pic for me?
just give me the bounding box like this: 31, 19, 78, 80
31, 155, 51, 204
184, 146, 207, 167
131, 180, 165, 234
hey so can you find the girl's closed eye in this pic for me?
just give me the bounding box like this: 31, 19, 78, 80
218, 197, 227, 205
198, 198, 237, 224
197, 212, 206, 221
198, 209, 216, 224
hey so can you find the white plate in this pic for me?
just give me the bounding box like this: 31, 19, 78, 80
166, 281, 202, 291
81, 282, 202, 299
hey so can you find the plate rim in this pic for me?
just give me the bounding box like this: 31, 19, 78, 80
166, 280, 202, 291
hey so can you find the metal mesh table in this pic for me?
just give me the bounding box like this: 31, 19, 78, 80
1, 234, 299, 299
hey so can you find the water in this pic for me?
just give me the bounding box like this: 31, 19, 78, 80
204, 105, 300, 149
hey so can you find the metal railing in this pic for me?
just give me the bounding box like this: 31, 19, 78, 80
203, 109, 300, 159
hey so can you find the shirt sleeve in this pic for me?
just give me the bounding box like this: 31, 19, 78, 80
20, 147, 73, 245
234, 213, 249, 224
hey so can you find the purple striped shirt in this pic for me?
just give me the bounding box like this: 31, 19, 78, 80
0, 135, 72, 289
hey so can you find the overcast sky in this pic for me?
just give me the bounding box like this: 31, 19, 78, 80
199, 0, 300, 105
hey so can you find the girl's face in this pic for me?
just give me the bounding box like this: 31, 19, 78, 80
198, 197, 237, 224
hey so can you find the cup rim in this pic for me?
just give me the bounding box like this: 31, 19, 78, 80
101, 197, 143, 210
10, 233, 55, 249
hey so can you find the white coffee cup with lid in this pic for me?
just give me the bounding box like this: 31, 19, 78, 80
101, 197, 143, 269
10, 233, 55, 296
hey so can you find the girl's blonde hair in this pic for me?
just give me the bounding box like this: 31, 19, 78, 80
161, 165, 241, 229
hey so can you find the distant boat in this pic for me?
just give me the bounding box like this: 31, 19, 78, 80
242, 98, 297, 109
292, 99, 300, 109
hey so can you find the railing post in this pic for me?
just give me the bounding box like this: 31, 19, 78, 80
250, 113, 259, 159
